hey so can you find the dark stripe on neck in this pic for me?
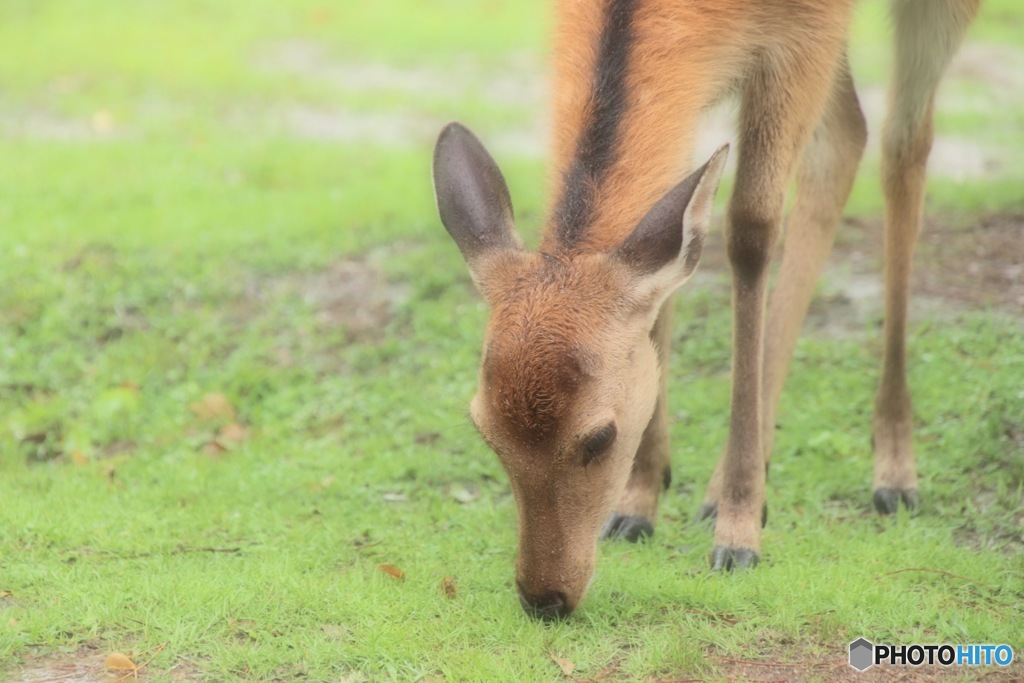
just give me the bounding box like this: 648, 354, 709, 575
553, 0, 637, 246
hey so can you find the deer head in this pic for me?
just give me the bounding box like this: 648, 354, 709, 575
432, 122, 727, 618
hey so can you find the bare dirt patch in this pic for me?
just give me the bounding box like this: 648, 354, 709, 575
692, 211, 1024, 338
250, 252, 412, 341
11, 648, 121, 683
700, 653, 1023, 682
9, 649, 204, 683
250, 40, 546, 154
0, 108, 124, 142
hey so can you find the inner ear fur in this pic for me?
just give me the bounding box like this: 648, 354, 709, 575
614, 144, 729, 284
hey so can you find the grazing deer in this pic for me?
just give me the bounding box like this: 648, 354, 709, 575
432, 0, 979, 619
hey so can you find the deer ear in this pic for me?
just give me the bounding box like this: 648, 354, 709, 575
433, 122, 521, 272
615, 144, 728, 290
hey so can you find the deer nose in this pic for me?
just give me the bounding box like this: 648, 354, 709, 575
516, 581, 571, 621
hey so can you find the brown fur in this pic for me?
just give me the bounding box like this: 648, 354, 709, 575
434, 0, 981, 616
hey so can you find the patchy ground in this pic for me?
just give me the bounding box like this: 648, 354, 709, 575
11, 647, 202, 683
688, 211, 1024, 340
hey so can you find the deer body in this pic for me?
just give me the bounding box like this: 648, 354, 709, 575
433, 0, 980, 619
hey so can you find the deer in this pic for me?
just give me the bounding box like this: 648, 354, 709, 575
432, 0, 980, 620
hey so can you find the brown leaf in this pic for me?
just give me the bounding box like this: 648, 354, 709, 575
91, 109, 115, 134
69, 450, 90, 466
201, 441, 228, 457
105, 652, 137, 671
218, 422, 249, 444
549, 653, 575, 677
120, 381, 140, 394
441, 576, 457, 599
189, 392, 235, 421
0, 590, 12, 598
377, 563, 404, 580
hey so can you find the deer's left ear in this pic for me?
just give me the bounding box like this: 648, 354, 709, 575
614, 144, 728, 294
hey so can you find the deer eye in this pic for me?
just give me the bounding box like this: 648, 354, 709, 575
582, 423, 617, 465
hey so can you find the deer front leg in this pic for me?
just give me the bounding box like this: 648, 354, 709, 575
699, 56, 867, 526
602, 300, 674, 542
709, 44, 847, 571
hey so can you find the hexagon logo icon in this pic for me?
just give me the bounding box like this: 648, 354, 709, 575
849, 638, 875, 671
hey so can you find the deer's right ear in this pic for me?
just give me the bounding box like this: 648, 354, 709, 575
433, 122, 522, 275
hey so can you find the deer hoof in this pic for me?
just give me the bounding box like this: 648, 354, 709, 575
600, 514, 653, 542
696, 502, 718, 522
696, 503, 768, 528
873, 487, 919, 515
709, 545, 760, 571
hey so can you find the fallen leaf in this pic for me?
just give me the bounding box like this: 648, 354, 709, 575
441, 576, 457, 599
100, 440, 136, 457
218, 422, 249, 444
549, 653, 575, 677
449, 484, 478, 504
69, 449, 90, 466
189, 392, 235, 421
377, 563, 404, 580
119, 381, 140, 393
91, 109, 115, 134
105, 652, 137, 672
0, 590, 11, 597
201, 441, 228, 457
414, 431, 441, 446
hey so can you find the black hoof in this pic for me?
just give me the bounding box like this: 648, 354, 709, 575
709, 545, 760, 571
712, 544, 761, 573
696, 503, 768, 528
873, 488, 919, 515
600, 514, 653, 542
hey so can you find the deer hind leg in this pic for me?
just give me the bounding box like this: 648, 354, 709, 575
698, 56, 868, 526
601, 300, 674, 542
873, 0, 979, 514
710, 38, 849, 571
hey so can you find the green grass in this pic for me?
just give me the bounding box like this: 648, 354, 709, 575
2, 1, 1023, 681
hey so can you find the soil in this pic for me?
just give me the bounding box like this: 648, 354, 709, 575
690, 211, 1023, 339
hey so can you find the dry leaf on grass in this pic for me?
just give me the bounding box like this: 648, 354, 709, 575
449, 485, 478, 504
377, 563, 405, 580
201, 421, 251, 455
70, 450, 90, 466
441, 576, 457, 599
105, 652, 137, 672
218, 422, 249, 444
91, 109, 115, 134
549, 653, 575, 676
201, 441, 228, 457
189, 392, 235, 421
